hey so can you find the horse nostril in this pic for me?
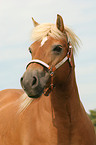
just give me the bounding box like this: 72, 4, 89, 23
32, 76, 37, 86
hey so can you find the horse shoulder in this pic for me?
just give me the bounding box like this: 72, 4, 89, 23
0, 89, 24, 145
0, 89, 24, 102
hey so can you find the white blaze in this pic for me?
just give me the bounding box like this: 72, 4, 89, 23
41, 36, 48, 46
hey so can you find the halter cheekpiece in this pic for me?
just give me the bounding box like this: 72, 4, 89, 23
26, 42, 73, 96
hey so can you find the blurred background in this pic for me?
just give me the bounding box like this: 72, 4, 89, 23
0, 0, 96, 113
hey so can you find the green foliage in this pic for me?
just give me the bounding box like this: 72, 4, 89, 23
89, 109, 96, 126
88, 109, 96, 133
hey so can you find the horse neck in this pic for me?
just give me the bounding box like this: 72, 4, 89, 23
51, 67, 81, 124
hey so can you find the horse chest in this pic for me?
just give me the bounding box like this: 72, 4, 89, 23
20, 109, 58, 145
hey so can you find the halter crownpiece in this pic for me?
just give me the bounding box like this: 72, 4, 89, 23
26, 42, 73, 96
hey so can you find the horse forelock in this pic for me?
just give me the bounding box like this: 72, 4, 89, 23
31, 23, 80, 53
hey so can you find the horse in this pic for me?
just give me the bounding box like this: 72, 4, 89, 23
0, 14, 96, 145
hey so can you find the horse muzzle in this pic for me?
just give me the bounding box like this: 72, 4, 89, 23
20, 69, 50, 98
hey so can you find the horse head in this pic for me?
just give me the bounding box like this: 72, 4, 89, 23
20, 14, 79, 98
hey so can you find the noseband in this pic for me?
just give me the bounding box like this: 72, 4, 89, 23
26, 43, 73, 96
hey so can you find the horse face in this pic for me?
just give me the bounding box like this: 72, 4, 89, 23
20, 36, 70, 98
20, 14, 74, 98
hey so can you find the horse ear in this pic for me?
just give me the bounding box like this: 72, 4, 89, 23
56, 14, 64, 32
32, 17, 39, 27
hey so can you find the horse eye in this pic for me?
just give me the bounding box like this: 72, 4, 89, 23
53, 45, 62, 54
29, 47, 32, 54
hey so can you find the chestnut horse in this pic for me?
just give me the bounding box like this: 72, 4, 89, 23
0, 15, 96, 145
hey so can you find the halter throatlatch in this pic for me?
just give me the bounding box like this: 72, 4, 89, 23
26, 42, 73, 96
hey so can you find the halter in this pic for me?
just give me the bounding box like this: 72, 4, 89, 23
26, 43, 73, 96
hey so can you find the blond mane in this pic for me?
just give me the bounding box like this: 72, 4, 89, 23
31, 23, 80, 52
17, 93, 34, 114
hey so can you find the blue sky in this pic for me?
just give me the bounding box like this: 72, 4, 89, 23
0, 0, 96, 112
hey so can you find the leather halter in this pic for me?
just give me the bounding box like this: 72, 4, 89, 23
26, 43, 73, 96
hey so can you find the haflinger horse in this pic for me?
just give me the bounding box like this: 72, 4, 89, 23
0, 14, 96, 145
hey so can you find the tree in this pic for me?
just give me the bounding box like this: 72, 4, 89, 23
89, 109, 96, 133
